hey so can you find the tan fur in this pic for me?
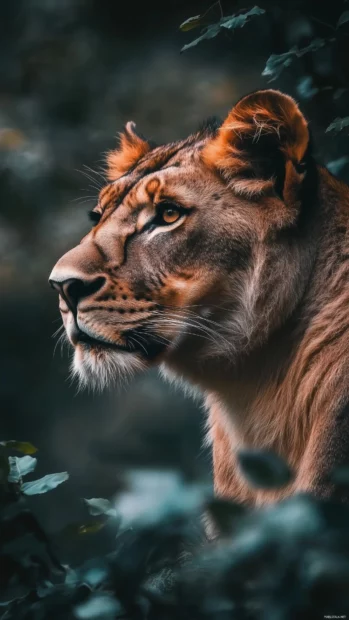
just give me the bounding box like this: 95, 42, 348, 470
50, 89, 349, 509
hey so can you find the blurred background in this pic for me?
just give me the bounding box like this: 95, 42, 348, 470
1, 0, 349, 561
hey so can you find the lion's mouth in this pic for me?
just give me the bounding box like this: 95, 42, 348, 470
75, 325, 167, 360
77, 330, 132, 353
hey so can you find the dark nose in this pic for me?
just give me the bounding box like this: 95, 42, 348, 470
49, 277, 106, 312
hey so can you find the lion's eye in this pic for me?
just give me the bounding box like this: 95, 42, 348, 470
157, 203, 183, 226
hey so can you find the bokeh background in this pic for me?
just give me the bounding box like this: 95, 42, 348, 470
1, 0, 348, 560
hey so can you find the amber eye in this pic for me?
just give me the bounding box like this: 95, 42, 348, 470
157, 203, 182, 226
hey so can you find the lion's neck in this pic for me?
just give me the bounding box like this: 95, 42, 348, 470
209, 169, 349, 470
169, 168, 349, 477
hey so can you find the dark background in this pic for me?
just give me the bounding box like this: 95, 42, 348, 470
1, 0, 348, 557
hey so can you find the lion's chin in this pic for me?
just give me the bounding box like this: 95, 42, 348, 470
71, 343, 147, 391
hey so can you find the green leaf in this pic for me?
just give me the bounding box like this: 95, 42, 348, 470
262, 38, 326, 81
337, 10, 349, 27
181, 6, 265, 52
326, 117, 349, 133
21, 471, 69, 495
84, 497, 117, 518
57, 517, 107, 540
8, 455, 37, 483
0, 440, 38, 455
78, 520, 106, 535
237, 449, 293, 489
179, 15, 206, 32
220, 6, 265, 30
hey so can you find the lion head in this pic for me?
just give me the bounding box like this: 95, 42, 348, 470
50, 89, 314, 390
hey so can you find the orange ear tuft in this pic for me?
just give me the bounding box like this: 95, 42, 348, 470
106, 122, 151, 181
203, 90, 309, 197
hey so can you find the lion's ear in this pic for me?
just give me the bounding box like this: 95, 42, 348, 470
106, 122, 152, 180
203, 89, 310, 199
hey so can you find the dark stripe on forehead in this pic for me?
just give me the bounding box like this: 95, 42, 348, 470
103, 139, 193, 215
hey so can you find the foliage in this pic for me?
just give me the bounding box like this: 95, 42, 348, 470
262, 38, 328, 82
237, 449, 293, 489
180, 2, 349, 146
180, 6, 265, 52
326, 117, 349, 132
3, 442, 349, 618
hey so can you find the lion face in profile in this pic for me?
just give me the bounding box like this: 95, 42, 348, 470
50, 89, 311, 391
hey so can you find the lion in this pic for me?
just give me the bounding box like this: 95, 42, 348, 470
49, 89, 349, 506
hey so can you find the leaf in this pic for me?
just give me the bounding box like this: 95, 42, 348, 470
337, 10, 349, 27
78, 520, 107, 535
327, 156, 349, 175
181, 6, 265, 52
206, 498, 246, 536
74, 594, 121, 619
326, 117, 349, 133
262, 38, 326, 81
237, 449, 293, 489
179, 15, 206, 32
181, 23, 221, 52
8, 455, 37, 483
220, 6, 265, 30
21, 471, 69, 495
82, 565, 109, 587
333, 87, 348, 100
84, 497, 117, 518
296, 76, 318, 100
57, 517, 107, 539
0, 440, 38, 455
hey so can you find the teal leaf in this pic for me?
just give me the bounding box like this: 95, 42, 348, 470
181, 6, 265, 52
84, 497, 117, 517
181, 23, 221, 52
83, 565, 109, 587
337, 11, 349, 27
21, 471, 69, 495
8, 455, 37, 483
74, 594, 121, 619
327, 157, 349, 175
326, 117, 349, 133
237, 449, 293, 489
220, 6, 265, 30
296, 76, 318, 100
262, 38, 326, 81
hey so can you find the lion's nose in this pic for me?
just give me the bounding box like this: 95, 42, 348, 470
49, 276, 106, 313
